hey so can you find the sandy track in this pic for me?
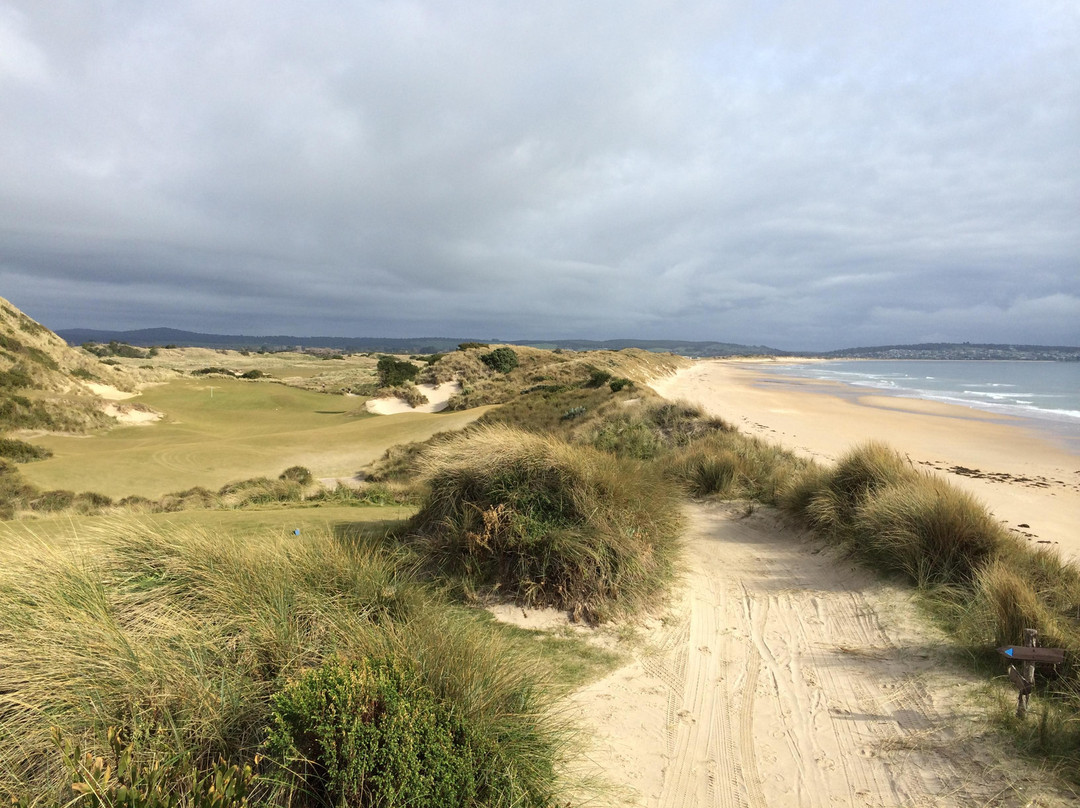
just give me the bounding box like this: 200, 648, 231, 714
573, 503, 1073, 807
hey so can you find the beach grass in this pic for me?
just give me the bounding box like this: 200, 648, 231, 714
407, 424, 683, 622
0, 516, 588, 805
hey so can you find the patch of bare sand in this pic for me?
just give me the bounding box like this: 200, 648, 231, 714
364, 381, 461, 414
102, 402, 162, 425
652, 360, 1080, 562
85, 382, 137, 400
570, 502, 1075, 807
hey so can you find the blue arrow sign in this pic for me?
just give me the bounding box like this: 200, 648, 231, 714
1005, 647, 1014, 657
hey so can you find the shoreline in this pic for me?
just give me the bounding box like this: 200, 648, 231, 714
652, 360, 1080, 562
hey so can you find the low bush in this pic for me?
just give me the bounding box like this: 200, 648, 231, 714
408, 425, 682, 621
192, 367, 235, 376
659, 431, 804, 502
30, 489, 75, 512
479, 347, 519, 374
850, 475, 1007, 586
267, 656, 488, 807
278, 465, 313, 485
379, 383, 429, 408
376, 356, 419, 388
218, 477, 302, 507
0, 438, 52, 463
584, 368, 611, 388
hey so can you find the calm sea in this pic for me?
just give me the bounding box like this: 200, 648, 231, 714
756, 360, 1080, 449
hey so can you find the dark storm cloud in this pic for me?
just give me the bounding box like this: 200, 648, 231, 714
0, 0, 1077, 349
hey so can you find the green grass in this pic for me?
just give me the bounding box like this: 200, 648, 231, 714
0, 515, 586, 806
19, 378, 492, 497
408, 424, 683, 622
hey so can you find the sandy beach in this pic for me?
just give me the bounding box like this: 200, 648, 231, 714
652, 360, 1080, 562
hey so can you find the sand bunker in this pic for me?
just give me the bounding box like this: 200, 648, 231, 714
85, 382, 137, 401
365, 381, 461, 415
103, 402, 162, 425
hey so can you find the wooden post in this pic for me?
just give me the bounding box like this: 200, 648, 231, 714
1013, 628, 1039, 718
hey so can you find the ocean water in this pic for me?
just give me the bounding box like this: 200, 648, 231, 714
756, 360, 1080, 445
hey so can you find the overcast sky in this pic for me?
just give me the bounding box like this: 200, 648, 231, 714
1, 1, 1077, 350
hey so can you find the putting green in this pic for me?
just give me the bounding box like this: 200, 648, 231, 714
20, 378, 491, 498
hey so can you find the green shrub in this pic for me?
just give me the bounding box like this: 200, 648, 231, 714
279, 465, 313, 485
267, 656, 486, 807
377, 356, 420, 387
218, 476, 302, 506
71, 367, 95, 381
409, 425, 682, 621
240, 369, 267, 379
584, 368, 611, 388
73, 491, 113, 514
0, 438, 52, 463
608, 378, 632, 392
192, 367, 235, 376
479, 347, 519, 374
659, 431, 804, 502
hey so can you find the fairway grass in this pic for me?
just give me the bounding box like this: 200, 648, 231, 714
18, 378, 492, 497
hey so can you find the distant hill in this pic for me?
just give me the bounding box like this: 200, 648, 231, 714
57, 328, 787, 357
54, 329, 1080, 360
816, 343, 1080, 361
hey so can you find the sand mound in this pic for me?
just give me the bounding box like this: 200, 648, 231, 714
365, 381, 461, 415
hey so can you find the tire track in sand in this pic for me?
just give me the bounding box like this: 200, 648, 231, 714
575, 501, 1075, 807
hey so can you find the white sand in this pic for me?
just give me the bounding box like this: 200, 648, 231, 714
570, 503, 1075, 806
364, 381, 462, 415
85, 382, 136, 400
102, 402, 162, 425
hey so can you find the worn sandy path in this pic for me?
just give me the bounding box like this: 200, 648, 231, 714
572, 503, 1073, 807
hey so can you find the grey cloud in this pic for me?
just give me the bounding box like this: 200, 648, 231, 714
0, 0, 1077, 349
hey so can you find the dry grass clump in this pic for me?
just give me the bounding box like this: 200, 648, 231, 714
375, 382, 429, 408
851, 476, 1009, 587
0, 520, 570, 805
408, 424, 682, 621
786, 443, 1010, 586
659, 430, 807, 502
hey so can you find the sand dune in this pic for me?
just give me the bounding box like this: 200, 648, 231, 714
571, 503, 1074, 806
364, 381, 461, 414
